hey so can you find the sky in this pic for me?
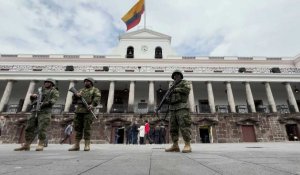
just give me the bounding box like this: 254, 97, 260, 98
0, 0, 300, 57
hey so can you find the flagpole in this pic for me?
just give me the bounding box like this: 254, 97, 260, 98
144, 0, 146, 29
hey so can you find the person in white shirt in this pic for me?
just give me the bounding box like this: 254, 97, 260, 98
138, 124, 145, 144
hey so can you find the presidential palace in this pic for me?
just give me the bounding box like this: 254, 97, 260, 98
0, 28, 300, 144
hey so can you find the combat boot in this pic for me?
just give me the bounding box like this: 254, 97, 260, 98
165, 142, 180, 152
84, 140, 90, 151
182, 141, 192, 153
68, 140, 80, 151
36, 141, 44, 151
14, 142, 31, 151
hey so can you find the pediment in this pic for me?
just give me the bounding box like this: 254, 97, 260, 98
236, 118, 259, 126
194, 118, 219, 125
105, 118, 131, 125
120, 28, 171, 40
278, 116, 300, 124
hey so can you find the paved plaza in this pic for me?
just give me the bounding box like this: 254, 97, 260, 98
0, 142, 300, 175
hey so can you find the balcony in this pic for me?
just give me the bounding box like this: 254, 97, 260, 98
277, 105, 290, 114
51, 104, 64, 114
111, 104, 127, 113
6, 104, 19, 113
216, 105, 229, 113
236, 105, 249, 113
256, 105, 269, 113
135, 102, 148, 114
199, 105, 210, 113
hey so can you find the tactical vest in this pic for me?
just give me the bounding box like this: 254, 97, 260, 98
169, 80, 190, 110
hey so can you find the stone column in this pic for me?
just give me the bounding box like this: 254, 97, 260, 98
0, 80, 14, 112
188, 81, 196, 113
244, 82, 256, 113
284, 82, 299, 112
225, 81, 236, 113
264, 82, 277, 112
128, 81, 135, 113
148, 81, 155, 112
21, 80, 37, 112
64, 80, 76, 113
107, 81, 115, 113
206, 81, 216, 113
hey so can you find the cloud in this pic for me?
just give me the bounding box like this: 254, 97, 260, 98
0, 0, 299, 57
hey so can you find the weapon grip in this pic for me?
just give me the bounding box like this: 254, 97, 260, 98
68, 87, 98, 119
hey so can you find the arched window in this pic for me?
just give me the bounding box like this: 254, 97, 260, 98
126, 46, 134, 58
155, 47, 162, 59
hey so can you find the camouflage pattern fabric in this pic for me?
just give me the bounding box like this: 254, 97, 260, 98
25, 87, 59, 143
72, 86, 100, 141
73, 87, 101, 113
169, 109, 192, 142
169, 80, 192, 143
25, 111, 51, 143
31, 87, 60, 112
169, 80, 190, 110
73, 113, 93, 140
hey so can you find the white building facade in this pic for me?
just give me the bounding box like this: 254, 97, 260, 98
0, 29, 300, 144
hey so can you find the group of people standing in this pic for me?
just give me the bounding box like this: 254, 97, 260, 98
125, 120, 166, 145
13, 69, 192, 153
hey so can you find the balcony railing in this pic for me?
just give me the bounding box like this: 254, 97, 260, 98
2, 103, 298, 115
111, 104, 127, 113
236, 105, 249, 113
256, 105, 269, 113
6, 104, 19, 113
199, 105, 210, 113
277, 105, 290, 114
216, 105, 229, 113
52, 104, 64, 114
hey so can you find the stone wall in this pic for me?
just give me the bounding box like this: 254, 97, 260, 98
1, 112, 299, 144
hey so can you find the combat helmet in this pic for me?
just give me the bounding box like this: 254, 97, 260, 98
84, 77, 95, 86
171, 70, 183, 80
44, 78, 56, 86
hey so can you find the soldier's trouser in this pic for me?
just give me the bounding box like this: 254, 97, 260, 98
169, 108, 191, 143
25, 111, 51, 143
74, 113, 93, 141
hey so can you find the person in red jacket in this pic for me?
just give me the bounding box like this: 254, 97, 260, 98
144, 120, 153, 144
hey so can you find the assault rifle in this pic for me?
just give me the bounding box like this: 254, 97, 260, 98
35, 87, 43, 117
69, 87, 97, 119
154, 79, 181, 119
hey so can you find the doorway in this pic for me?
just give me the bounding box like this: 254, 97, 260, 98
114, 127, 125, 144
241, 125, 257, 142
199, 127, 210, 143
286, 124, 299, 141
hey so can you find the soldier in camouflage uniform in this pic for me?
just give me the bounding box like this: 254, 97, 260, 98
69, 77, 101, 151
14, 78, 59, 151
165, 70, 192, 153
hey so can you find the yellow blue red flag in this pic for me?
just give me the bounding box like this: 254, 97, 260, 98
122, 0, 145, 31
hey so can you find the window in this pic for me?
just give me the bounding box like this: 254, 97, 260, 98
155, 47, 162, 59
126, 46, 134, 58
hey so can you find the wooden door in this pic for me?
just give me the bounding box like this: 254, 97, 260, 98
241, 125, 257, 142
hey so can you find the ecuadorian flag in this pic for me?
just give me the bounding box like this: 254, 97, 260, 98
122, 0, 145, 31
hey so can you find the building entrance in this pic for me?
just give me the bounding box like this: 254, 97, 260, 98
113, 127, 125, 144
199, 127, 210, 143
286, 124, 299, 141
241, 125, 257, 142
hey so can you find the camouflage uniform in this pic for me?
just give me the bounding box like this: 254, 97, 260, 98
166, 70, 192, 153
15, 79, 59, 151
72, 85, 101, 142
169, 79, 191, 143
